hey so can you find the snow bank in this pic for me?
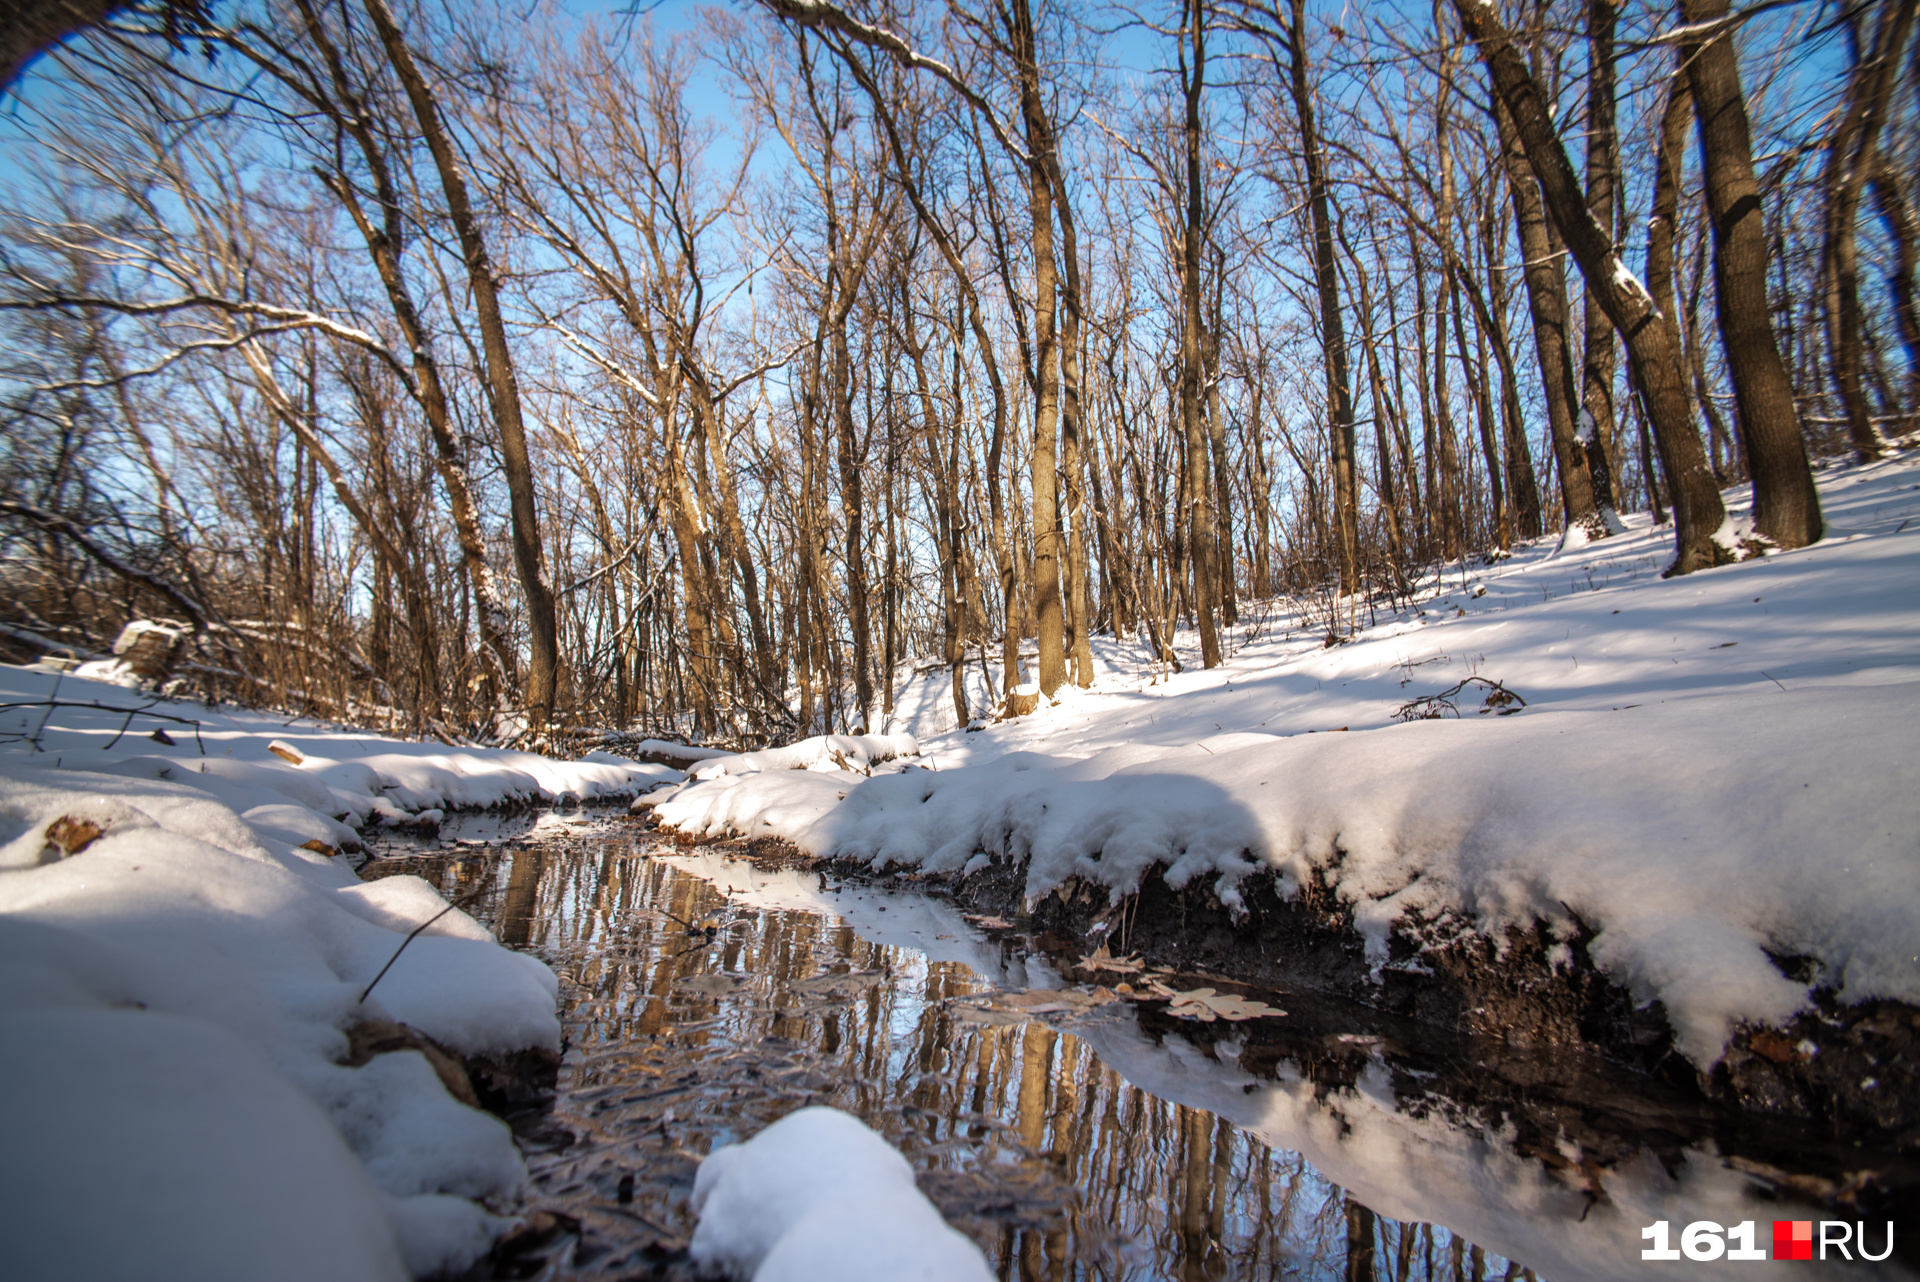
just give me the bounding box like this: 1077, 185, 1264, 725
658, 693, 1920, 1063
658, 455, 1920, 1068
690, 1106, 992, 1282
0, 666, 647, 1276
0, 663, 681, 833
689, 732, 920, 780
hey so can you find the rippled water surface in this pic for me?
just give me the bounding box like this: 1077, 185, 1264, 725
368, 812, 1912, 1281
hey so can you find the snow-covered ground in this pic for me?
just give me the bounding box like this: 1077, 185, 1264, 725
0, 681, 678, 1278
656, 453, 1920, 1069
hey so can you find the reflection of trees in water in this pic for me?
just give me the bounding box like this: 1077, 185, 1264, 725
421, 841, 1531, 1280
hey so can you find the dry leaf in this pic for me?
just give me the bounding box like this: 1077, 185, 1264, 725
298, 839, 338, 857
267, 741, 305, 766
1164, 987, 1286, 1022
1078, 945, 1148, 975
991, 991, 1079, 1014
963, 914, 1013, 929
44, 815, 105, 857
957, 986, 1122, 1025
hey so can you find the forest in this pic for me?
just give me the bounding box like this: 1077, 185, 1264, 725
1, 0, 1912, 749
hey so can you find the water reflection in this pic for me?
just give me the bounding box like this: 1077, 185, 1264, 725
367, 819, 1910, 1281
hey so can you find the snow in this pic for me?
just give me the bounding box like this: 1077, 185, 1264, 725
0, 673, 682, 1277
1610, 257, 1654, 307
690, 1106, 994, 1282
687, 731, 920, 780
628, 737, 732, 761
0, 1008, 409, 1282
656, 453, 1920, 1067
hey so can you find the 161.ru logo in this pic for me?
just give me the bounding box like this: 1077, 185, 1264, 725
1641, 1220, 1895, 1262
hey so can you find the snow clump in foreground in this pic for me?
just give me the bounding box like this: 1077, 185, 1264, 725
0, 671, 680, 1279
690, 1106, 993, 1282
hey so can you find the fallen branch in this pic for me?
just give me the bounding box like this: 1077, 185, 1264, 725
0, 698, 208, 753
0, 501, 212, 630
1393, 676, 1527, 722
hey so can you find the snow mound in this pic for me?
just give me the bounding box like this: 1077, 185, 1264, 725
0, 762, 559, 1276
689, 1106, 992, 1281
0, 1008, 408, 1281
689, 732, 920, 780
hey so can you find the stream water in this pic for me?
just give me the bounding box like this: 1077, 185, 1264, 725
366, 811, 1913, 1282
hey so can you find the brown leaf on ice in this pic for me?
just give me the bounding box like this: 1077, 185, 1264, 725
44, 815, 105, 857
1164, 987, 1286, 1022
958, 987, 1123, 1024
992, 990, 1079, 1013
963, 914, 1014, 929
1078, 945, 1148, 975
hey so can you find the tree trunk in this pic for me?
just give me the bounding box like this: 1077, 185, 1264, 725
1455, 0, 1728, 573
1043, 146, 1097, 687
1477, 213, 1544, 539
1345, 1196, 1378, 1282
1580, 0, 1622, 473
1179, 0, 1223, 666
1494, 96, 1605, 537
1870, 153, 1920, 424
364, 0, 558, 732
829, 301, 876, 726
1012, 0, 1069, 695
1824, 0, 1916, 458
1643, 63, 1731, 563
1287, 0, 1360, 596
1455, 275, 1508, 550
1678, 0, 1823, 548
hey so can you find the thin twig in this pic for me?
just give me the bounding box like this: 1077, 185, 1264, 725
358, 886, 494, 1005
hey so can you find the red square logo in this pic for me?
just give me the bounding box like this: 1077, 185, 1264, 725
1774, 1220, 1813, 1261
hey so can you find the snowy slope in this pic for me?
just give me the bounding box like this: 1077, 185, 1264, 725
0, 676, 682, 1278
657, 454, 1920, 1067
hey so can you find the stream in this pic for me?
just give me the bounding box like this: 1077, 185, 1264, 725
366, 811, 1914, 1281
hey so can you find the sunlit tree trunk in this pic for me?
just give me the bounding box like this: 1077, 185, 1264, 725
1678, 0, 1823, 548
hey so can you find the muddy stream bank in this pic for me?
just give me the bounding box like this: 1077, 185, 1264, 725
365, 810, 1916, 1281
